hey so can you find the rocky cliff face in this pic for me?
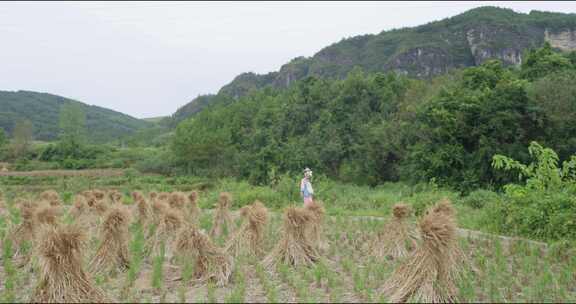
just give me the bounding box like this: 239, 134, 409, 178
386, 46, 465, 77
171, 7, 576, 125
545, 29, 576, 51
465, 25, 539, 66
217, 7, 576, 96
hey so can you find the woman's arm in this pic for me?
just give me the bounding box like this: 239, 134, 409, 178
307, 180, 314, 195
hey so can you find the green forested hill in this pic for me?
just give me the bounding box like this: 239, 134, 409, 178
167, 6, 576, 126
171, 41, 576, 191
0, 90, 151, 142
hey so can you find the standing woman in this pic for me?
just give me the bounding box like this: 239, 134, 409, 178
300, 167, 314, 208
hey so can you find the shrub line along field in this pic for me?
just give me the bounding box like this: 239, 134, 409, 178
0, 169, 128, 177
0, 184, 574, 303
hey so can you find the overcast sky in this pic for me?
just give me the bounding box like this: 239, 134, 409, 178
1, 1, 575, 118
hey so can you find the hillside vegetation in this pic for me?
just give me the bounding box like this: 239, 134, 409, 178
0, 90, 151, 143
166, 6, 576, 126
171, 43, 576, 192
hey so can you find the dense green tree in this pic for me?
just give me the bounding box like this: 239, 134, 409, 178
11, 119, 33, 158
171, 44, 576, 191
172, 108, 236, 177
59, 102, 87, 154
403, 60, 545, 191
527, 70, 576, 160
0, 129, 6, 149
521, 42, 572, 80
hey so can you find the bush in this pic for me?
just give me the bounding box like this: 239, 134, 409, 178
482, 191, 576, 240
488, 142, 576, 240
60, 158, 92, 170
133, 150, 179, 175
462, 189, 501, 209
11, 159, 59, 171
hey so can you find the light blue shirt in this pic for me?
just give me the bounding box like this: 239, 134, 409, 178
300, 178, 314, 198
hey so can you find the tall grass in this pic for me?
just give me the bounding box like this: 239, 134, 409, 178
2, 237, 15, 302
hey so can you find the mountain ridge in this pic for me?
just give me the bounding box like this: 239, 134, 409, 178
0, 90, 151, 143
166, 6, 576, 127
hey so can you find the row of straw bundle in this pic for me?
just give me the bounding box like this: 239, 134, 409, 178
189, 227, 233, 287
380, 199, 465, 303
210, 192, 233, 238
304, 200, 328, 253
169, 192, 187, 211
149, 207, 184, 259
369, 203, 417, 260
10, 199, 39, 267
10, 199, 37, 248
262, 206, 319, 269
39, 190, 61, 207
32, 224, 108, 303
134, 189, 199, 227
173, 223, 233, 287
224, 200, 268, 257
133, 191, 151, 226
429, 198, 468, 283
89, 207, 131, 276
107, 190, 123, 205
187, 191, 200, 226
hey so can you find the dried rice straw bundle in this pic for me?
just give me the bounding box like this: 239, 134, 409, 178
149, 191, 158, 202
368, 203, 417, 260
149, 209, 183, 258
188, 191, 198, 205
39, 190, 61, 207
209, 192, 234, 238
70, 195, 88, 219
186, 191, 201, 226
92, 189, 106, 202
428, 198, 467, 282
169, 192, 187, 211
48, 200, 61, 208
92, 198, 110, 218
69, 195, 94, 234
85, 194, 97, 208
189, 229, 233, 287
224, 200, 268, 257
80, 190, 93, 198
380, 208, 460, 303
35, 205, 61, 227
10, 199, 38, 267
158, 192, 170, 203
262, 206, 319, 269
304, 200, 328, 252
79, 196, 104, 238
430, 197, 455, 218
132, 191, 143, 202
145, 199, 170, 247
89, 207, 131, 276
134, 195, 151, 226
108, 190, 123, 205
32, 224, 108, 303
173, 224, 200, 261
151, 199, 169, 225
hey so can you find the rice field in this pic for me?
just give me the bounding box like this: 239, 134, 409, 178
0, 189, 575, 303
